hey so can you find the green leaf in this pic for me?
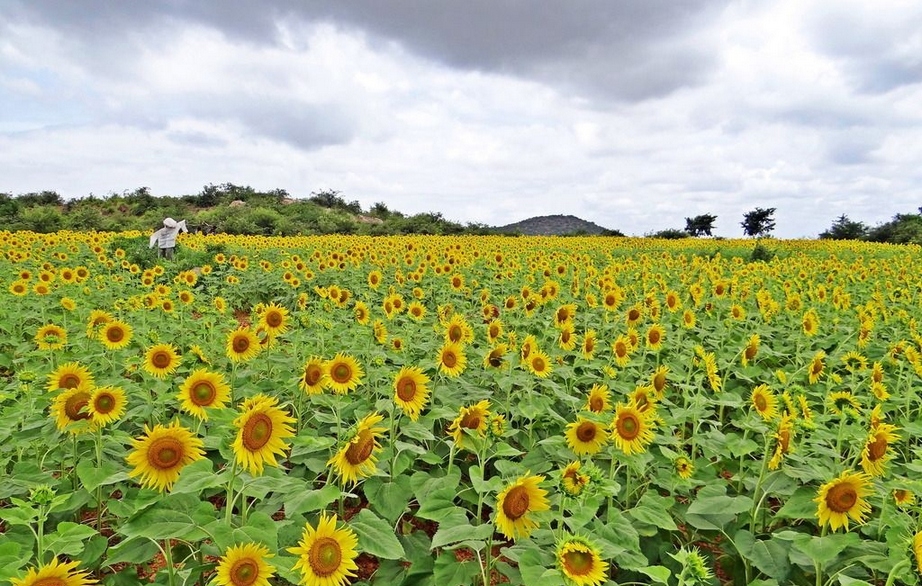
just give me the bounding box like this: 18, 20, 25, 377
637, 565, 671, 584
0, 506, 36, 526
628, 493, 677, 531
105, 537, 160, 566
284, 484, 341, 517
775, 486, 817, 520
735, 530, 791, 581
76, 460, 130, 492
364, 477, 412, 523
433, 551, 481, 586
349, 509, 406, 560
169, 458, 225, 494
119, 496, 214, 542
235, 511, 278, 551
44, 522, 97, 557
431, 510, 493, 549
791, 533, 860, 568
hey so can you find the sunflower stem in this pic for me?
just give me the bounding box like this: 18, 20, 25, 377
748, 437, 771, 532
224, 459, 238, 526
162, 539, 177, 586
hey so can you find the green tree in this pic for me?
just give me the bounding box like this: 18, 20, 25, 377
684, 214, 717, 237
819, 214, 867, 240
741, 207, 776, 237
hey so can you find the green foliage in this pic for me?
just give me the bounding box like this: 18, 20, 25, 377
866, 211, 922, 245
741, 207, 777, 237
16, 206, 64, 233
819, 215, 867, 240
108, 234, 158, 269
684, 214, 717, 237
647, 228, 690, 239
749, 240, 776, 262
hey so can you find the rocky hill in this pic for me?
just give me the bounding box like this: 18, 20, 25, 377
494, 214, 620, 236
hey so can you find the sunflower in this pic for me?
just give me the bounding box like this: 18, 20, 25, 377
259, 303, 290, 337
88, 386, 127, 427
226, 328, 261, 363
495, 474, 550, 541
35, 323, 67, 350
437, 341, 467, 378
232, 395, 296, 476
808, 351, 826, 384
448, 400, 490, 449
143, 343, 181, 379
893, 489, 915, 508
768, 414, 795, 470
444, 313, 473, 345
407, 301, 426, 321
828, 390, 862, 417
527, 349, 553, 378
328, 412, 387, 485
871, 361, 885, 384
682, 309, 696, 329
625, 304, 642, 327
555, 304, 577, 328
178, 369, 231, 420
741, 334, 760, 366
324, 353, 364, 394
611, 335, 631, 367
556, 535, 609, 586
610, 401, 654, 456
751, 384, 778, 421
802, 310, 819, 336
126, 421, 204, 492
393, 366, 430, 421
51, 386, 94, 434
629, 385, 658, 414
288, 512, 359, 586
841, 351, 868, 374
483, 344, 509, 369
870, 382, 889, 401
565, 417, 608, 456
914, 532, 922, 575
487, 319, 504, 344
99, 320, 132, 350
645, 323, 665, 351
372, 320, 388, 344
560, 461, 590, 497
860, 422, 899, 477
675, 456, 694, 479
580, 329, 598, 360
558, 323, 577, 351
299, 356, 328, 395
47, 362, 94, 392
8, 280, 28, 296
815, 470, 872, 531
585, 384, 611, 413
10, 557, 95, 586
353, 301, 370, 325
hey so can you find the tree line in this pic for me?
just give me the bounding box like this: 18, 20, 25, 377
1, 185, 920, 243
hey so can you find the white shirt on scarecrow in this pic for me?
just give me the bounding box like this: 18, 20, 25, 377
149, 217, 188, 259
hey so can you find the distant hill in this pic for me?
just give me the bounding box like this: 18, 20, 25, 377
493, 214, 621, 236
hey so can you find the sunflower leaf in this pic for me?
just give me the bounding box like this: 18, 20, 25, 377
350, 508, 406, 560
433, 551, 481, 586
75, 460, 129, 492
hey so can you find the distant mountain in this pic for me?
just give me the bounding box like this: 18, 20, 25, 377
493, 214, 621, 236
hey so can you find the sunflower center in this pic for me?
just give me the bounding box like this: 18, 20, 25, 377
615, 342, 627, 357
628, 309, 640, 321
152, 351, 172, 369
811, 361, 823, 375
94, 393, 115, 414
576, 421, 597, 443
562, 549, 594, 576
502, 485, 530, 520
589, 397, 603, 412
868, 435, 888, 461
396, 378, 417, 401
558, 309, 570, 322
230, 559, 259, 586
460, 412, 482, 430
653, 374, 666, 393
745, 345, 757, 360
60, 374, 81, 389
308, 537, 343, 578
754, 394, 768, 412
305, 365, 322, 386
233, 336, 251, 353
826, 483, 858, 513
648, 330, 661, 345
448, 325, 463, 343
242, 414, 273, 451
64, 392, 91, 421
149, 437, 183, 469
442, 351, 458, 368
266, 311, 283, 328
532, 357, 546, 372
778, 429, 791, 453
331, 364, 352, 383
585, 339, 596, 353
191, 381, 217, 406
107, 327, 125, 342
616, 413, 640, 440
488, 350, 503, 367
345, 431, 375, 465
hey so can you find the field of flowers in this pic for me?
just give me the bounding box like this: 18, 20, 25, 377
1, 231, 921, 586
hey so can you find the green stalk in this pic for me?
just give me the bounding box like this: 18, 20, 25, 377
162, 540, 177, 586
224, 459, 238, 526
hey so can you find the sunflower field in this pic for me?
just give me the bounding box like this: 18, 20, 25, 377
2, 231, 922, 586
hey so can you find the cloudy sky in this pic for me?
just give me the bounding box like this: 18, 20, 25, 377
2, 1, 921, 237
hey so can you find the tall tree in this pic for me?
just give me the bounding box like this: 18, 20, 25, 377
684, 214, 717, 237
819, 214, 867, 240
741, 207, 776, 237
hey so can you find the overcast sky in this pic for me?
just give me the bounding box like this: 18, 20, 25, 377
2, 1, 921, 237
